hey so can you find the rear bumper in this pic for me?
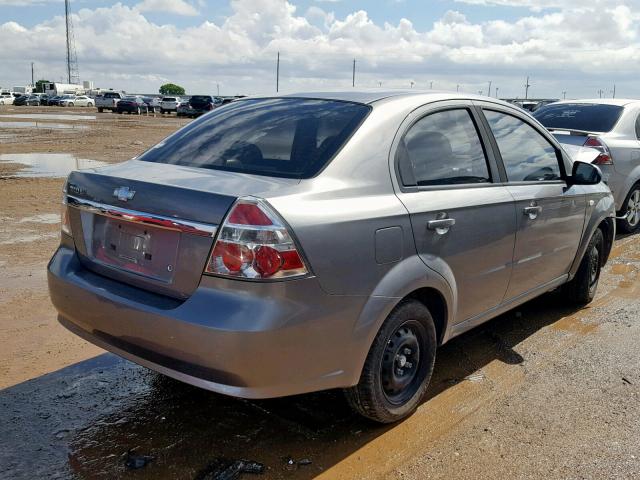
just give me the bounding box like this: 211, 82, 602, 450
48, 246, 374, 398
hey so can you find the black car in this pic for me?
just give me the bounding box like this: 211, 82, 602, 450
189, 95, 215, 116
47, 95, 65, 106
116, 96, 148, 115
142, 97, 161, 113
14, 94, 40, 106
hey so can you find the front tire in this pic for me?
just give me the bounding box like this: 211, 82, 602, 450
345, 300, 437, 423
618, 185, 640, 234
564, 228, 604, 305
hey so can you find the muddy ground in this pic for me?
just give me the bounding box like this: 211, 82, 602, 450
0, 105, 639, 479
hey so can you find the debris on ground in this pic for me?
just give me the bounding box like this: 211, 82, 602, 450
195, 458, 265, 480
124, 449, 154, 470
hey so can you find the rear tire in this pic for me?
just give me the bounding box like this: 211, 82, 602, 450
564, 228, 604, 305
618, 184, 640, 234
345, 300, 437, 423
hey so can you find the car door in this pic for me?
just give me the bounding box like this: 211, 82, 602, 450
392, 102, 517, 324
479, 105, 587, 300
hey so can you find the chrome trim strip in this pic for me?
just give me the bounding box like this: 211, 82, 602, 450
67, 195, 218, 237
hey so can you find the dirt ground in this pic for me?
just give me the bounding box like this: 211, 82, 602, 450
1, 105, 639, 479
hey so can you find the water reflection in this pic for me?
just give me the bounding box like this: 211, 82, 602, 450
0, 153, 107, 177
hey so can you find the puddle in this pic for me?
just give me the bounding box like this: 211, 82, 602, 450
0, 133, 17, 143
0, 121, 88, 130
0, 153, 107, 178
18, 214, 61, 225
0, 114, 96, 121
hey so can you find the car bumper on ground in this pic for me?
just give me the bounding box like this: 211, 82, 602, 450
48, 245, 375, 398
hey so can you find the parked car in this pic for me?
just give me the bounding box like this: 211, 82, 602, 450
534, 99, 640, 233
96, 92, 124, 112
177, 101, 196, 118
59, 95, 95, 107
160, 96, 182, 114
49, 91, 615, 423
189, 95, 215, 116
0, 92, 15, 105
116, 96, 148, 115
47, 95, 66, 106
142, 97, 161, 114
14, 94, 41, 106
39, 94, 51, 105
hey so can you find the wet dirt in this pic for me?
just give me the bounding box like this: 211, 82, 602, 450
1, 105, 640, 479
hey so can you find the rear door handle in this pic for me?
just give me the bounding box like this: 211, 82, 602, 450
523, 205, 542, 219
427, 218, 455, 234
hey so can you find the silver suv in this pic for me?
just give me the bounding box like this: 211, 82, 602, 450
48, 91, 615, 423
534, 99, 640, 233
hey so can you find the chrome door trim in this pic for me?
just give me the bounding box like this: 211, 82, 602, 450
67, 195, 218, 237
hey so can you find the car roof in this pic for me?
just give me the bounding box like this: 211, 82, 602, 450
251, 89, 505, 106
551, 98, 640, 107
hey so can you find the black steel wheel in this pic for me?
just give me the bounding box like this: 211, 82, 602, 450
345, 300, 437, 423
564, 228, 604, 305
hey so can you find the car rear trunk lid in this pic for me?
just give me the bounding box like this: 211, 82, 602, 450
65, 160, 299, 299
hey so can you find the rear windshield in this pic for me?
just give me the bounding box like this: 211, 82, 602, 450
139, 98, 371, 178
190, 95, 212, 102
104, 92, 120, 98
533, 103, 624, 133
163, 97, 176, 102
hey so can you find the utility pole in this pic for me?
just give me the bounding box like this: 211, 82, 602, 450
524, 76, 531, 99
31, 62, 34, 87
216, 83, 220, 96
456, 84, 460, 92
562, 90, 567, 100
378, 81, 382, 87
410, 81, 414, 88
495, 87, 499, 99
612, 84, 616, 99
598, 89, 604, 98
478, 90, 483, 96
276, 51, 280, 93
430, 81, 433, 89
64, 0, 79, 84
352, 58, 356, 88
488, 80, 492, 97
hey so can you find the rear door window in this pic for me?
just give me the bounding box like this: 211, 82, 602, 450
140, 98, 371, 178
485, 110, 562, 182
399, 108, 491, 186
533, 103, 623, 133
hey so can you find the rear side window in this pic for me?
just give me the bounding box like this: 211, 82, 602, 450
485, 110, 561, 182
398, 109, 491, 186
139, 98, 371, 178
533, 103, 623, 133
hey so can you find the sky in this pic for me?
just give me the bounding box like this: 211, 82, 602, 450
0, 0, 638, 99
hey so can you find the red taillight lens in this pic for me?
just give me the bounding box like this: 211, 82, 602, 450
205, 198, 308, 280
584, 136, 613, 165
61, 182, 72, 236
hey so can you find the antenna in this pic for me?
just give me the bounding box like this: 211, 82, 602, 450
524, 76, 531, 99
64, 0, 80, 84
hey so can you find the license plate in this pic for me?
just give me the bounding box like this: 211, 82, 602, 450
91, 216, 180, 282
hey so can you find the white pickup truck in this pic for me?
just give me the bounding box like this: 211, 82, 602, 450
96, 92, 124, 112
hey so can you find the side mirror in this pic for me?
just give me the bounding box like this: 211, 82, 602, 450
570, 161, 602, 185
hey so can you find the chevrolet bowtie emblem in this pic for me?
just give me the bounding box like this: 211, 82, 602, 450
113, 186, 136, 202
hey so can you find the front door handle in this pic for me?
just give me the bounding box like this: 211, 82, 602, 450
523, 205, 542, 220
427, 217, 456, 234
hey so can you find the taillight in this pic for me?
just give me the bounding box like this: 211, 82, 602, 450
61, 182, 72, 236
205, 198, 308, 280
584, 136, 613, 165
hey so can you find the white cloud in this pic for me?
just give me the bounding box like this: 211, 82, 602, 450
0, 0, 639, 98
135, 0, 199, 16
